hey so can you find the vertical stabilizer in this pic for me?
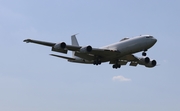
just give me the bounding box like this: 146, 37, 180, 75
71, 34, 79, 46
71, 34, 79, 57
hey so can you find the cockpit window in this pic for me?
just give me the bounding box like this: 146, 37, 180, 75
146, 36, 153, 38
120, 37, 129, 41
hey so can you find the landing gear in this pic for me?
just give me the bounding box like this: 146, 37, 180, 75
142, 49, 147, 56
112, 64, 121, 69
142, 52, 147, 56
93, 59, 101, 65
93, 56, 102, 66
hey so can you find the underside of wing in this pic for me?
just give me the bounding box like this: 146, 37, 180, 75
120, 55, 139, 66
50, 54, 76, 60
120, 54, 139, 61
74, 48, 121, 62
109, 54, 139, 66
91, 48, 120, 57
74, 52, 94, 60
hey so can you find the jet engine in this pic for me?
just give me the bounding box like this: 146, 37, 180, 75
80, 45, 92, 53
139, 57, 150, 64
139, 57, 157, 68
53, 42, 66, 49
52, 42, 67, 54
145, 60, 157, 68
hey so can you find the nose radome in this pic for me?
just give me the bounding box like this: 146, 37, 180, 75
153, 38, 157, 43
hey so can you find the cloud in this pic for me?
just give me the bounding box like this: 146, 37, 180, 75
112, 75, 131, 82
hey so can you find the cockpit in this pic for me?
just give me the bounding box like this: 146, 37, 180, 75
120, 37, 129, 41
146, 35, 153, 38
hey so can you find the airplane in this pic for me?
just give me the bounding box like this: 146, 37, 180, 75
23, 34, 157, 69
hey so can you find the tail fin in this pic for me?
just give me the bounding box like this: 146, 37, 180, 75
71, 34, 79, 46
71, 34, 79, 57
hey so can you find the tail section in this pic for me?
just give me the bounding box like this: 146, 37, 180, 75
71, 34, 79, 57
71, 34, 79, 46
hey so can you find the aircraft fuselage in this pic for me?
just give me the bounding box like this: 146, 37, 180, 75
69, 35, 157, 64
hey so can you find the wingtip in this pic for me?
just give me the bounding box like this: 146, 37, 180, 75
49, 54, 54, 56
23, 39, 31, 43
49, 54, 57, 57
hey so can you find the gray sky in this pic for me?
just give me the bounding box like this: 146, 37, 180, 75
0, 0, 180, 111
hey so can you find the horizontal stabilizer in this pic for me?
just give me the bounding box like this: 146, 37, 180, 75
50, 54, 76, 60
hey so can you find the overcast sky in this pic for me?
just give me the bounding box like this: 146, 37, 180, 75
0, 0, 180, 111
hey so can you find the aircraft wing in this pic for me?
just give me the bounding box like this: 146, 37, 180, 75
120, 54, 139, 66
74, 48, 120, 61
24, 39, 56, 46
109, 54, 139, 66
50, 54, 76, 60
24, 39, 120, 59
120, 54, 139, 61
23, 39, 81, 54
23, 39, 82, 50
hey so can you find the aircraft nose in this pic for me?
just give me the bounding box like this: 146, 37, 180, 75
153, 38, 157, 43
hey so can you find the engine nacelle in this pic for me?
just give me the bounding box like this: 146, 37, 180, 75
54, 42, 66, 49
80, 45, 92, 53
145, 60, 157, 68
139, 57, 157, 68
139, 57, 150, 64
